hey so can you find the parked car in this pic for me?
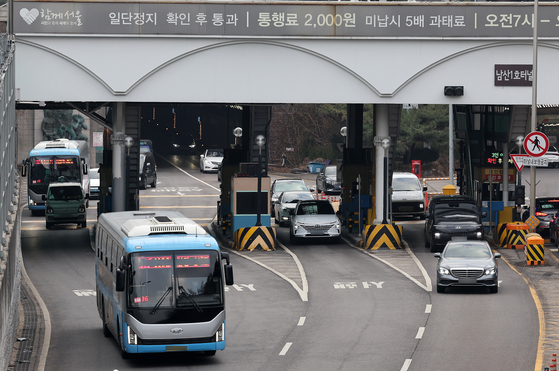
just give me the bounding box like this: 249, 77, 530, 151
435, 239, 500, 294
315, 165, 342, 194
171, 134, 197, 154
200, 149, 223, 172
89, 168, 100, 200
521, 197, 559, 235
139, 152, 157, 189
274, 190, 315, 226
424, 195, 486, 252
289, 199, 341, 244
392, 172, 427, 219
42, 180, 88, 229
271, 178, 313, 215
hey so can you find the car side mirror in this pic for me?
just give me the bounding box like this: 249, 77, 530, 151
423, 186, 428, 192
434, 253, 441, 259
481, 211, 487, 218
494, 253, 501, 259
308, 187, 315, 192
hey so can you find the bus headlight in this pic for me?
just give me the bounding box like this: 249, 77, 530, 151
78, 204, 85, 213
128, 326, 138, 345
215, 324, 224, 342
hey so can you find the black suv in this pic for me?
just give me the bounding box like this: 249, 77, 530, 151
424, 195, 486, 252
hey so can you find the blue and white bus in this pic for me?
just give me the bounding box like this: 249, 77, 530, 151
95, 211, 234, 358
22, 139, 89, 215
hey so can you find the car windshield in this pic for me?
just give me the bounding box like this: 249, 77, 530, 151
48, 186, 83, 201
324, 166, 336, 177
393, 177, 421, 191
434, 204, 479, 219
538, 200, 559, 210
89, 169, 100, 180
296, 202, 335, 215
275, 182, 308, 193
282, 192, 314, 203
207, 151, 223, 157
444, 244, 491, 258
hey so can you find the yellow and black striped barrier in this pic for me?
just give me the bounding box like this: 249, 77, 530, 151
525, 234, 545, 266
494, 223, 508, 247
506, 222, 529, 249
361, 224, 403, 250
232, 226, 276, 251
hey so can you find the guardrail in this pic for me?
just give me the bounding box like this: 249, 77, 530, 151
0, 34, 20, 371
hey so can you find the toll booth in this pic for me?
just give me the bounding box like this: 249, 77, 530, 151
339, 148, 373, 229
218, 148, 249, 233
231, 163, 271, 233
480, 167, 516, 229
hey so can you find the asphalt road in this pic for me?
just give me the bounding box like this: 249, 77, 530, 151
19, 153, 540, 371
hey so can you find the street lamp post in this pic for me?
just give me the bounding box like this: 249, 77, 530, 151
515, 135, 524, 187
381, 137, 391, 224
255, 135, 266, 226
124, 136, 134, 211
233, 127, 243, 148
340, 127, 348, 148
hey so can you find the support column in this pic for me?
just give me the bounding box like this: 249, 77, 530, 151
503, 142, 509, 205
347, 104, 363, 149
374, 105, 389, 225
111, 102, 126, 212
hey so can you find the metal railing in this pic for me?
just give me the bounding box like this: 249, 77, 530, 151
0, 32, 20, 371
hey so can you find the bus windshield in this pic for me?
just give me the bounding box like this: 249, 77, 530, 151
128, 251, 223, 311
30, 156, 81, 184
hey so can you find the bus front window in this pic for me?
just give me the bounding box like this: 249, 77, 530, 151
129, 253, 173, 309
175, 252, 223, 307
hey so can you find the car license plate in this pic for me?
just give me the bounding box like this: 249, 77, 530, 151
310, 230, 324, 236
459, 278, 476, 284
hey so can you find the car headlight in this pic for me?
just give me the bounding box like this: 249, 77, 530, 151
476, 232, 483, 238
46, 206, 54, 214
438, 267, 450, 275
335, 223, 340, 229
485, 267, 496, 275
294, 223, 299, 230
419, 203, 424, 209
173, 143, 179, 147
434, 232, 441, 239
78, 204, 85, 213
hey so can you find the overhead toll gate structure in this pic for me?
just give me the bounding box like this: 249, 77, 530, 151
12, 1, 559, 228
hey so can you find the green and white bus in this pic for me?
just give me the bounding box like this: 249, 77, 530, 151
95, 211, 233, 358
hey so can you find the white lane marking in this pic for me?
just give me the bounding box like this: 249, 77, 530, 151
404, 242, 433, 292
344, 236, 431, 292
279, 342, 292, 356
277, 240, 309, 302
425, 304, 432, 313
400, 359, 412, 371
157, 156, 220, 192
297, 317, 306, 326
415, 327, 425, 339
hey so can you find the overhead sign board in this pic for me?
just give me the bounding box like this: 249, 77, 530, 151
494, 64, 533, 87
524, 131, 549, 157
13, 2, 559, 38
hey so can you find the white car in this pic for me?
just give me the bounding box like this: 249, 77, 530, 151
89, 168, 100, 200
199, 149, 223, 173
289, 199, 341, 244
540, 146, 559, 168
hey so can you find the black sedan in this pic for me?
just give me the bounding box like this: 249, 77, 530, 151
434, 239, 500, 294
521, 197, 559, 235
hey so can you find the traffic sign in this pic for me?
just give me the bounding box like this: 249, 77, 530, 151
510, 154, 549, 171
524, 131, 549, 157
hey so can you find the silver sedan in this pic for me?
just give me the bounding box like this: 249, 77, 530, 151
289, 200, 341, 244
434, 240, 500, 294
274, 191, 315, 227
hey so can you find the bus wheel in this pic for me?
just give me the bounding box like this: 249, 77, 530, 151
204, 351, 216, 356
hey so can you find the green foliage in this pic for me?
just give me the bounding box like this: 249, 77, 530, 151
397, 105, 449, 164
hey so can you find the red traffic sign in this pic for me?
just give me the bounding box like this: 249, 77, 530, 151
524, 131, 549, 157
